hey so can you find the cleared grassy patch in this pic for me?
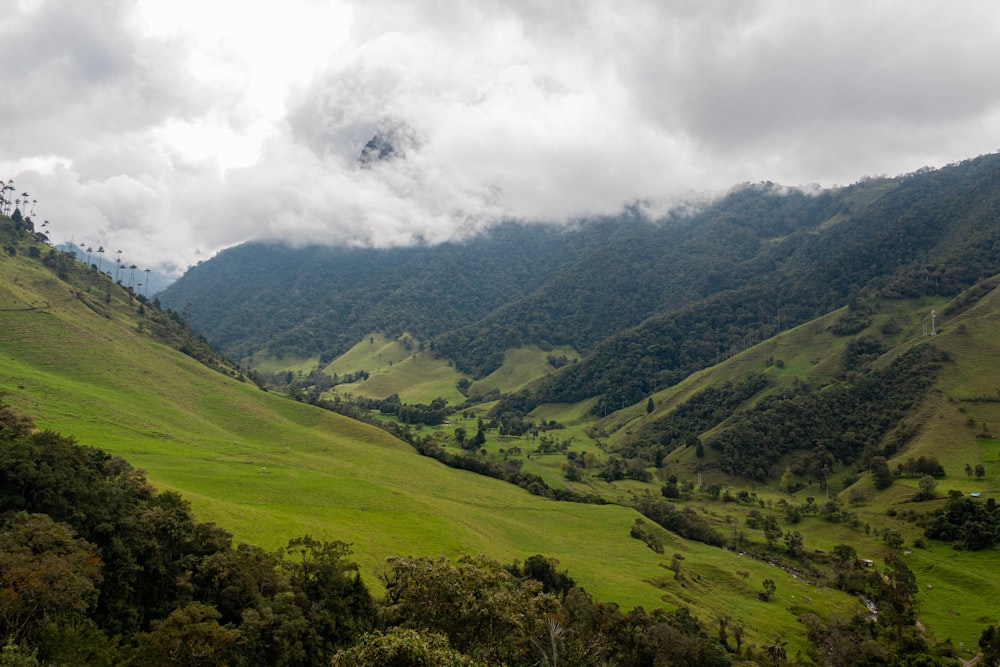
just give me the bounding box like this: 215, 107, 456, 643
470, 345, 577, 396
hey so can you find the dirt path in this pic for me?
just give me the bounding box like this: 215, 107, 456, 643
960, 653, 981, 667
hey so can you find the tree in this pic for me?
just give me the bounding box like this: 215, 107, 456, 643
810, 444, 835, 492
0, 513, 103, 648
380, 554, 558, 665
645, 397, 654, 414
976, 463, 987, 479
0, 404, 34, 442
128, 602, 239, 667
783, 530, 804, 558
669, 553, 685, 577
517, 554, 576, 596
980, 623, 1000, 666
760, 579, 776, 602
914, 475, 936, 501
876, 553, 918, 643
279, 535, 374, 654
732, 621, 744, 657
661, 474, 680, 499
766, 636, 787, 665
871, 456, 893, 489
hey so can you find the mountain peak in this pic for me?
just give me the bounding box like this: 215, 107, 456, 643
358, 120, 419, 167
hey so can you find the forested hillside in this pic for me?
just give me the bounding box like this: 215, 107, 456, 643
161, 153, 1000, 412
160, 220, 625, 362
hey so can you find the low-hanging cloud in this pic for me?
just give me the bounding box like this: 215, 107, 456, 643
2, 0, 1000, 274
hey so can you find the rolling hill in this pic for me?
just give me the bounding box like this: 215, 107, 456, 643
0, 215, 866, 657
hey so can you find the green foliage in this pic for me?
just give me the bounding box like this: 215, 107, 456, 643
708, 343, 945, 480
332, 628, 481, 667
634, 496, 725, 547
924, 494, 1000, 550
380, 554, 559, 665
127, 602, 240, 667
841, 333, 890, 372
872, 456, 894, 490
0, 408, 374, 665
981, 623, 1000, 667
509, 554, 576, 596
0, 513, 102, 649
873, 553, 919, 643
623, 372, 768, 458
629, 518, 665, 553
160, 222, 608, 361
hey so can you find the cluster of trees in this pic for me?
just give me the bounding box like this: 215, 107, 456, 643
896, 455, 947, 479
708, 343, 945, 480
622, 372, 769, 460
597, 455, 656, 483
436, 184, 848, 380
922, 492, 1000, 550
370, 394, 450, 426
634, 496, 726, 547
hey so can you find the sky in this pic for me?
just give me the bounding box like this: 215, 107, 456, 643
2, 0, 1000, 274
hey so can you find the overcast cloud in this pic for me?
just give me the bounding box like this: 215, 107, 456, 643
2, 0, 999, 273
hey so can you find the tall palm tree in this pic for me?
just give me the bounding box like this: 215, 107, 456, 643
766, 636, 787, 666
2, 181, 14, 215
144, 268, 151, 298
96, 246, 105, 273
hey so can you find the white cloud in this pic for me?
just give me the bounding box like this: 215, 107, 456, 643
1, 0, 999, 273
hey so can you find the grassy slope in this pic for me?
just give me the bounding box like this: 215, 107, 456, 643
469, 344, 579, 396
547, 288, 1000, 651
302, 282, 1000, 653
324, 333, 466, 404
0, 253, 860, 652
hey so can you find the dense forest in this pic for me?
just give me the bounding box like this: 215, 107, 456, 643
159, 220, 626, 362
